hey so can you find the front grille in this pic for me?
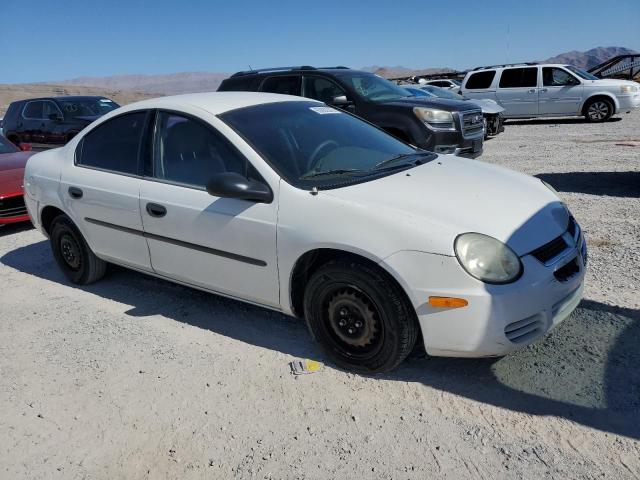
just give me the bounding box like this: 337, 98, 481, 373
531, 236, 569, 264
504, 314, 545, 344
554, 257, 580, 282
461, 111, 484, 137
0, 195, 27, 218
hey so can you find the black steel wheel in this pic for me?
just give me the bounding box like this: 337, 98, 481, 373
50, 215, 107, 284
303, 259, 418, 373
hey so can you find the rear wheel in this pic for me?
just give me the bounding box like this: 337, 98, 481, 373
303, 259, 418, 373
50, 215, 107, 284
584, 98, 613, 122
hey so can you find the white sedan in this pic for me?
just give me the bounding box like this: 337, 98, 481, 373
23, 92, 586, 372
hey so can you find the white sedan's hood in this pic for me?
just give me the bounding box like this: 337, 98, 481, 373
323, 156, 568, 257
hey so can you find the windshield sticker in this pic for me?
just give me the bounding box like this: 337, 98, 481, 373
309, 106, 342, 114
99, 99, 113, 102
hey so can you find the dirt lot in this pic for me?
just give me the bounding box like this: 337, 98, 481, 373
1, 110, 639, 479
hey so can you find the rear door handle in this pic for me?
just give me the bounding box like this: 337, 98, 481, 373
528, 89, 537, 93
68, 186, 83, 199
146, 203, 167, 218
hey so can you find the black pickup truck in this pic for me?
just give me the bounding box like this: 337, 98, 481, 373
218, 66, 484, 158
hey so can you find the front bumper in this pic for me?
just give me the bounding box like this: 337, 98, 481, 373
381, 236, 586, 358
0, 191, 29, 225
418, 128, 483, 159
618, 93, 640, 112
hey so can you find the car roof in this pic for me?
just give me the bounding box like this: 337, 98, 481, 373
10, 95, 110, 104
471, 63, 571, 72
230, 67, 373, 78
117, 91, 319, 116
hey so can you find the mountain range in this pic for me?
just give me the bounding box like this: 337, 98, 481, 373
18, 46, 640, 97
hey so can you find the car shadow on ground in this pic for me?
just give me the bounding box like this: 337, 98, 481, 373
505, 117, 623, 126
2, 240, 639, 440
537, 171, 640, 198
0, 222, 33, 237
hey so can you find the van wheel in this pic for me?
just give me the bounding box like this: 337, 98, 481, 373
584, 98, 613, 122
303, 259, 418, 373
50, 215, 107, 285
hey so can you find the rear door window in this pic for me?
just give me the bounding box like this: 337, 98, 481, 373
76, 111, 147, 175
499, 67, 538, 88
260, 75, 302, 96
465, 71, 496, 89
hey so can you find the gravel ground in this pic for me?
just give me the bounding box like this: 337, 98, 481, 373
1, 110, 639, 479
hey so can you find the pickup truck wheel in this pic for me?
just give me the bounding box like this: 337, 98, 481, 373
50, 215, 107, 285
303, 259, 418, 373
584, 98, 613, 122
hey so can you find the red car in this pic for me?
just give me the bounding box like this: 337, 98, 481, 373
0, 134, 34, 224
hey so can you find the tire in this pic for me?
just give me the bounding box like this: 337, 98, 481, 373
584, 98, 613, 122
50, 215, 107, 285
303, 259, 418, 373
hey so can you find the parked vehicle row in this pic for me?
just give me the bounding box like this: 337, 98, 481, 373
218, 66, 485, 157
3, 96, 120, 147
404, 85, 505, 138
23, 92, 587, 372
461, 63, 640, 122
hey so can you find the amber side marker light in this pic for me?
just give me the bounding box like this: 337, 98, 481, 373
428, 296, 469, 308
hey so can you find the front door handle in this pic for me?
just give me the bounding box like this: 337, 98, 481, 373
146, 203, 167, 218
539, 88, 548, 93
68, 186, 83, 199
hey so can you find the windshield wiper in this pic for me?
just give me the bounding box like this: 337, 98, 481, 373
372, 152, 431, 170
300, 168, 364, 179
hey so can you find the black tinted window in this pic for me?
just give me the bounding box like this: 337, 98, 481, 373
465, 71, 496, 89
303, 77, 346, 103
261, 76, 302, 96
499, 67, 538, 88
153, 112, 248, 188
42, 101, 61, 119
23, 101, 44, 119
77, 112, 146, 174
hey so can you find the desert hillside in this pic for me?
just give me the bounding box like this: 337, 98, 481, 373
0, 83, 155, 116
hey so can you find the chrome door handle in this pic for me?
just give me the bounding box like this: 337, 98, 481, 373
539, 88, 548, 93
528, 89, 537, 93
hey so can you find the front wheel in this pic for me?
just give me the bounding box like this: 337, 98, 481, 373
50, 215, 107, 285
584, 98, 613, 122
303, 259, 418, 373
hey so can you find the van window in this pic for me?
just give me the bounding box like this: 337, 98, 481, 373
499, 67, 538, 88
261, 76, 302, 96
23, 101, 45, 119
465, 71, 496, 89
542, 67, 579, 86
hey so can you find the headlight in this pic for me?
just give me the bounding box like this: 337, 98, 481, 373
620, 85, 638, 94
454, 233, 522, 284
413, 107, 455, 130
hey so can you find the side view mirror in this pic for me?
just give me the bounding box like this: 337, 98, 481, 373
19, 143, 32, 152
330, 95, 352, 107
206, 172, 273, 203
48, 113, 63, 121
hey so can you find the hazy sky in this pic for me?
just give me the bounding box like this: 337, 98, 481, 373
2, 0, 639, 83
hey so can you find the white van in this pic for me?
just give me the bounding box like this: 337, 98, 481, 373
461, 63, 640, 122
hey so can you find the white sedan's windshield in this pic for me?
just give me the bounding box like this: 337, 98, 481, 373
221, 101, 434, 188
